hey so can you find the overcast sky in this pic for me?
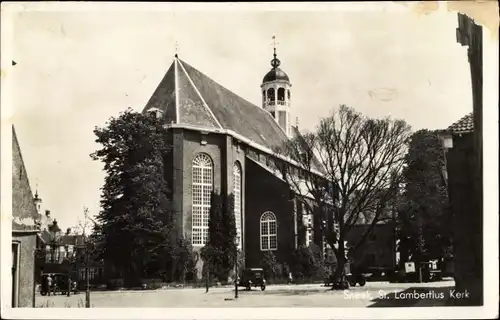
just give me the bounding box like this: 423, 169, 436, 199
7, 2, 479, 229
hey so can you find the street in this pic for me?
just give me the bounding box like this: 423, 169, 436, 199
36, 280, 455, 308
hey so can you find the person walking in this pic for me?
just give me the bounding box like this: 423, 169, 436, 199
47, 275, 53, 296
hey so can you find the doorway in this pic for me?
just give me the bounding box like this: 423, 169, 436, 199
12, 242, 20, 307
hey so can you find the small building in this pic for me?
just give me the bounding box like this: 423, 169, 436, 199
37, 221, 105, 289
436, 12, 483, 306
12, 126, 43, 307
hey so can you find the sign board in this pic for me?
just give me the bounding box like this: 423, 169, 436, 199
405, 262, 416, 273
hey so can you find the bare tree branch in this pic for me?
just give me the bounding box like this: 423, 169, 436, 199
273, 105, 411, 287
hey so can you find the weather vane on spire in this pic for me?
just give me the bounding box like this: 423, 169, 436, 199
272, 35, 278, 57
270, 35, 281, 68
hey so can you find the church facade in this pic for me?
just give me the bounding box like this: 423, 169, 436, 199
142, 49, 319, 273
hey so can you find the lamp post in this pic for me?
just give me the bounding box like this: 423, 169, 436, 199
235, 237, 240, 299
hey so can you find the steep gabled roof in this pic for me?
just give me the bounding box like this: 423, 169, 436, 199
446, 112, 474, 134
143, 57, 289, 150
12, 125, 40, 232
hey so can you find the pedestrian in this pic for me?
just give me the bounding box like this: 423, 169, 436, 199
47, 275, 52, 296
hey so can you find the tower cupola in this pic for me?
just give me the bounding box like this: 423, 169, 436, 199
261, 36, 292, 137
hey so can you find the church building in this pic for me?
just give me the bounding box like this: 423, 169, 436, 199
142, 45, 321, 273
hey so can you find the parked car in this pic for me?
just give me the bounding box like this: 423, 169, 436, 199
237, 268, 266, 291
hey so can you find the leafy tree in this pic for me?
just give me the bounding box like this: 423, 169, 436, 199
200, 192, 237, 283
397, 130, 451, 272
274, 105, 411, 289
90, 109, 174, 285
260, 250, 281, 281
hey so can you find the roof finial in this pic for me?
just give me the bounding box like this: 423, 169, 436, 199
175, 41, 179, 58
35, 179, 39, 198
270, 35, 281, 68
296, 117, 299, 128
272, 35, 277, 58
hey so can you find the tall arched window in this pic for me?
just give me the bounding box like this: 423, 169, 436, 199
192, 153, 213, 246
260, 211, 277, 251
233, 162, 242, 249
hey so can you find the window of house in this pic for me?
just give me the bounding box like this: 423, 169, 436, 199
260, 211, 277, 251
233, 162, 242, 249
192, 153, 213, 246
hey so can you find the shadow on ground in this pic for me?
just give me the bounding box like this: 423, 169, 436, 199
368, 286, 455, 307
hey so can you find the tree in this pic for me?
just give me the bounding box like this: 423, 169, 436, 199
200, 192, 237, 283
90, 109, 174, 285
397, 130, 451, 273
274, 105, 411, 289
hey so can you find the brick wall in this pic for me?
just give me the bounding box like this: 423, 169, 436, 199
245, 158, 295, 268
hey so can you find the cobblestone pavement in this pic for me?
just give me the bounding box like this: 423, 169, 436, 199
35, 280, 456, 308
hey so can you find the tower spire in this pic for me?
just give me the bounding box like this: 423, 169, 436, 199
270, 35, 281, 68
175, 41, 179, 58
272, 35, 277, 58
35, 179, 39, 198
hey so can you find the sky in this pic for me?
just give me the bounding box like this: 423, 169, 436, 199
5, 2, 477, 229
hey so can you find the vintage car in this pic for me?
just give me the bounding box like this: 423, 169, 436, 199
324, 262, 366, 288
237, 268, 266, 291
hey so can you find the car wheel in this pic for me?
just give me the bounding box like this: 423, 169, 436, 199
348, 279, 356, 287
358, 278, 366, 287
41, 292, 47, 296
261, 285, 266, 291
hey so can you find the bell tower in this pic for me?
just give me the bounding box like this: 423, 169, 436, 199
261, 36, 292, 137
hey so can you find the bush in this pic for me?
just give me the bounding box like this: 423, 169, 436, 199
260, 250, 281, 281
290, 245, 320, 281
106, 278, 125, 290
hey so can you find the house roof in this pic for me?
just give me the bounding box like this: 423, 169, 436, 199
446, 112, 474, 134
143, 57, 289, 150
12, 125, 40, 232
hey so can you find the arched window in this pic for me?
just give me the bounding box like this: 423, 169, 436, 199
267, 88, 275, 102
192, 153, 213, 246
277, 87, 285, 101
233, 162, 242, 249
260, 211, 277, 251
287, 89, 291, 100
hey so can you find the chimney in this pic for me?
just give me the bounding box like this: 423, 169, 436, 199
45, 210, 51, 217
66, 228, 71, 235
